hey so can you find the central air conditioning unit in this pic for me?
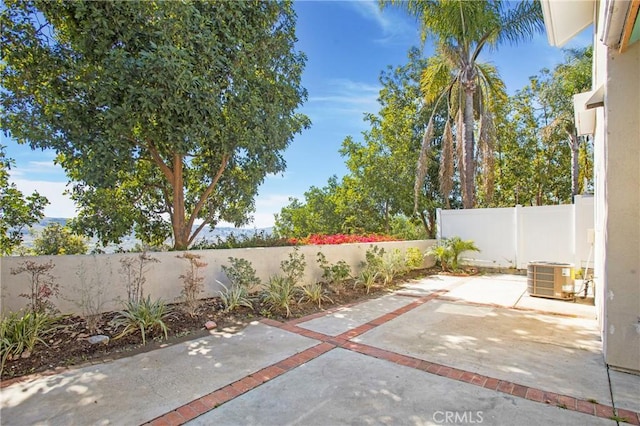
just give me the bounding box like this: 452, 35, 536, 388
527, 262, 575, 300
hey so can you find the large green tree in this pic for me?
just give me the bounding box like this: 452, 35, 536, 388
1, 0, 309, 250
386, 0, 543, 208
0, 146, 48, 255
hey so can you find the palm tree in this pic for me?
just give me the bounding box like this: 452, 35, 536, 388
386, 0, 544, 208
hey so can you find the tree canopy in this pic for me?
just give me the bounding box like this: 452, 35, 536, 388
1, 0, 310, 250
0, 145, 48, 255
385, 0, 544, 208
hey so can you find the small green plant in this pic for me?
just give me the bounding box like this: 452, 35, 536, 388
0, 311, 55, 374
218, 283, 253, 312
379, 249, 407, 286
177, 252, 207, 317
69, 258, 109, 334
281, 247, 306, 286
298, 282, 333, 308
316, 252, 351, 294
221, 257, 261, 291
404, 247, 424, 270
10, 260, 60, 315
261, 275, 299, 318
427, 237, 480, 272
447, 237, 480, 270
355, 268, 379, 294
111, 296, 173, 345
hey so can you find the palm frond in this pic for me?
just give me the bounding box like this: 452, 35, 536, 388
495, 0, 544, 46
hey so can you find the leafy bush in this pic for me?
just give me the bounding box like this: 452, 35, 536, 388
31, 222, 88, 255
111, 297, 173, 345
379, 249, 406, 286
316, 252, 351, 286
405, 247, 424, 270
280, 247, 306, 286
1, 311, 55, 374
221, 257, 261, 290
389, 216, 428, 240
261, 276, 298, 318
298, 282, 333, 308
10, 260, 59, 315
191, 230, 293, 250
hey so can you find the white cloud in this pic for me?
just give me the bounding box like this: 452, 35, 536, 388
347, 1, 417, 45
307, 78, 381, 127
10, 178, 77, 218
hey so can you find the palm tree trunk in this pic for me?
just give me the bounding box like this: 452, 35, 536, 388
462, 88, 476, 208
569, 132, 579, 198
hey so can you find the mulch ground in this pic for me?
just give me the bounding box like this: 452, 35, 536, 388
1, 268, 439, 382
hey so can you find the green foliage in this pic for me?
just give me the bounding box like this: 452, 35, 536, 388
111, 297, 173, 345
389, 216, 428, 241
32, 223, 88, 255
379, 249, 406, 286
10, 260, 59, 315
2, 0, 310, 250
316, 252, 352, 285
387, 0, 543, 209
221, 257, 261, 290
218, 283, 253, 313
192, 230, 293, 250
280, 247, 306, 286
298, 282, 333, 309
404, 247, 424, 270
491, 47, 593, 207
261, 276, 298, 318
355, 268, 379, 294
177, 252, 207, 317
0, 146, 48, 255
428, 237, 480, 272
0, 311, 55, 374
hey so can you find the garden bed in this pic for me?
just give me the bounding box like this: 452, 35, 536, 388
1, 268, 435, 382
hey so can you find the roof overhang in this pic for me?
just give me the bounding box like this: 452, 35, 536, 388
541, 0, 595, 47
601, 0, 640, 52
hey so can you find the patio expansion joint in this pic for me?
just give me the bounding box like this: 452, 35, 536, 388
142, 287, 638, 425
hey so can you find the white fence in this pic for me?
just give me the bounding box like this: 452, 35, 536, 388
436, 195, 594, 270
0, 240, 436, 316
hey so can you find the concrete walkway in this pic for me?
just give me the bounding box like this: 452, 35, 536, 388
1, 274, 639, 425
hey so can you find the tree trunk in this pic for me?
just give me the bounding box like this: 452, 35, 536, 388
462, 88, 476, 208
171, 154, 189, 250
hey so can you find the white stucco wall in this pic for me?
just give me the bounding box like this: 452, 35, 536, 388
0, 240, 436, 316
599, 33, 640, 373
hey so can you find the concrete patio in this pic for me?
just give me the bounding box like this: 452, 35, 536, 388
1, 274, 638, 425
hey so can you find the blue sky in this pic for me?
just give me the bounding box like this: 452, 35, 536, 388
2, 1, 591, 228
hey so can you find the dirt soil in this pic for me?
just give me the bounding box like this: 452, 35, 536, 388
1, 269, 437, 383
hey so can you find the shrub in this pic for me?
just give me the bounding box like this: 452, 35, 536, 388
280, 247, 306, 286
1, 311, 55, 374
405, 247, 424, 270
177, 252, 207, 317
191, 230, 293, 250
298, 282, 333, 308
316, 252, 351, 292
379, 249, 406, 286
10, 260, 59, 315
261, 276, 298, 318
221, 257, 261, 291
111, 297, 173, 345
31, 222, 88, 255
69, 258, 109, 334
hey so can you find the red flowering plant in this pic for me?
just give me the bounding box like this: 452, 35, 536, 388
288, 233, 398, 246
